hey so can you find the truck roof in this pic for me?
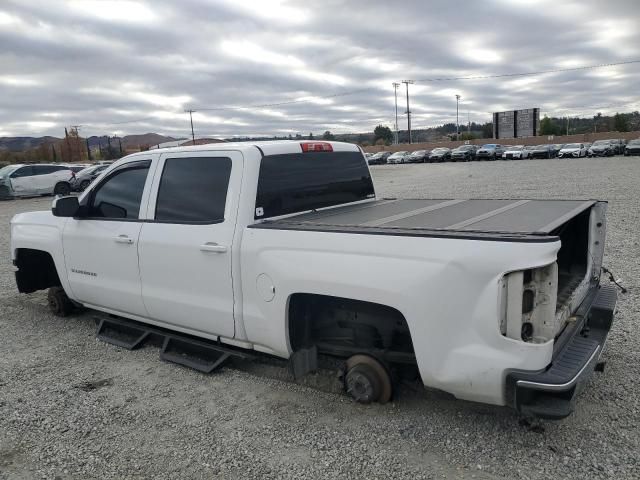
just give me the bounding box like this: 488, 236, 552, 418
124, 140, 361, 159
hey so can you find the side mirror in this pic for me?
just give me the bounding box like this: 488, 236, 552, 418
52, 196, 80, 217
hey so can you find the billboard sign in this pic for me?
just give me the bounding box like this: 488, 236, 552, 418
493, 108, 540, 139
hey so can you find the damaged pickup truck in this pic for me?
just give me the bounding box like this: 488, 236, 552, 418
10, 140, 617, 419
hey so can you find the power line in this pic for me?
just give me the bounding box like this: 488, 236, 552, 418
94, 59, 640, 125
188, 60, 640, 112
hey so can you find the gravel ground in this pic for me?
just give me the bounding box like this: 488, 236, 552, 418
0, 156, 638, 479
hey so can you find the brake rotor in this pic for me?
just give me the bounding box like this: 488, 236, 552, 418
344, 354, 392, 404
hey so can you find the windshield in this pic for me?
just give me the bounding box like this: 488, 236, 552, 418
411, 150, 426, 155
481, 144, 496, 149
564, 143, 581, 148
77, 166, 98, 175
628, 140, 640, 145
432, 148, 447, 153
455, 145, 472, 151
524, 145, 539, 150
390, 151, 408, 156
0, 165, 20, 177
593, 140, 610, 145
506, 146, 523, 150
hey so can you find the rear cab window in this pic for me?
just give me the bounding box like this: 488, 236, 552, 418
255, 150, 375, 219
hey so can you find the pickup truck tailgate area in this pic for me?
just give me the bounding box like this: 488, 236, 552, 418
251, 199, 597, 239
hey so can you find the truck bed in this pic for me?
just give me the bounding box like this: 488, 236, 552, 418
250, 198, 596, 242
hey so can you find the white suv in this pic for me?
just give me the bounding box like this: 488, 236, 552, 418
0, 164, 74, 199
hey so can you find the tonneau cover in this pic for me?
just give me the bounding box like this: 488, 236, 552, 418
250, 199, 597, 242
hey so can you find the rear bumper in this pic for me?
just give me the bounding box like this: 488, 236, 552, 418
505, 285, 617, 420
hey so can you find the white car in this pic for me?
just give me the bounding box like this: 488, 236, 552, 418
558, 143, 587, 158
387, 151, 410, 164
502, 145, 529, 160
10, 140, 617, 419
0, 164, 74, 199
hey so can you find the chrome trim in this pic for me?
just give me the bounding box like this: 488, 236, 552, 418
516, 345, 601, 392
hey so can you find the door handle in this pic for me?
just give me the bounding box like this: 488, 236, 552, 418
114, 235, 134, 244
200, 242, 227, 253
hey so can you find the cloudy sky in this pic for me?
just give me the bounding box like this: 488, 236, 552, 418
1, 0, 639, 139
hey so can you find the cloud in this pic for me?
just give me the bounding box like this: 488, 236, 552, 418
0, 0, 639, 138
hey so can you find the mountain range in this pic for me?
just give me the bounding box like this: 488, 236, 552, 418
0, 133, 178, 152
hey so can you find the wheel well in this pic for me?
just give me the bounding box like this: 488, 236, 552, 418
14, 249, 61, 293
288, 293, 416, 365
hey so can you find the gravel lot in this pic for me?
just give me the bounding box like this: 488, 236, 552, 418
1, 156, 638, 479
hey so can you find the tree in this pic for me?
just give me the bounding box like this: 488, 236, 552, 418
613, 113, 629, 132
322, 130, 335, 140
309, 132, 314, 139
539, 115, 554, 135
373, 125, 393, 145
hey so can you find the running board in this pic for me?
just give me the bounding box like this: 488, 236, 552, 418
96, 317, 150, 350
160, 336, 233, 373
94, 315, 251, 374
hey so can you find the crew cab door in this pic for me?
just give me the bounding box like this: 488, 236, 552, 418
62, 159, 155, 317
137, 152, 242, 339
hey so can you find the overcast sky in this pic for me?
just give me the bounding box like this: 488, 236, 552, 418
1, 0, 639, 139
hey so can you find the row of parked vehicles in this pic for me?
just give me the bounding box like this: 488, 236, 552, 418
366, 138, 638, 164
0, 161, 112, 199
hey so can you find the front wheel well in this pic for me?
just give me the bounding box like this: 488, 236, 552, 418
288, 293, 416, 365
14, 248, 62, 293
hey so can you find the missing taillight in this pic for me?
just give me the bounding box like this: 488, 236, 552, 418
522, 289, 535, 314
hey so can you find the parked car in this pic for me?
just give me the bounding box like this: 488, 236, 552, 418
61, 163, 91, 173
10, 140, 617, 419
450, 145, 476, 162
524, 144, 554, 159
476, 144, 505, 160
558, 143, 588, 158
611, 139, 626, 155
406, 150, 430, 163
387, 151, 411, 164
502, 145, 529, 160
623, 139, 640, 156
588, 140, 615, 157
71, 164, 110, 191
428, 148, 452, 162
367, 151, 391, 165
551, 144, 564, 157
0, 164, 74, 199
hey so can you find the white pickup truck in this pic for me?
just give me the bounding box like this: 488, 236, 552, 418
10, 140, 617, 419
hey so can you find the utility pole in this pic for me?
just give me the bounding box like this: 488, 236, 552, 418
455, 95, 460, 140
392, 82, 400, 144
402, 80, 414, 144
566, 116, 569, 136
185, 109, 196, 144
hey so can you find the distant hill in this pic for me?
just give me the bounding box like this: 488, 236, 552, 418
1, 133, 179, 152
0, 136, 60, 152
86, 133, 178, 149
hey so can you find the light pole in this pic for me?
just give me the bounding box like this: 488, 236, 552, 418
392, 82, 400, 144
402, 80, 414, 144
455, 94, 460, 140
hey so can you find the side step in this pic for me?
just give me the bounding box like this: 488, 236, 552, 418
161, 336, 232, 374
96, 317, 151, 350
94, 315, 251, 374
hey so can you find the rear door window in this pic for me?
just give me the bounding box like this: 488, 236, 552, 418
255, 151, 374, 219
155, 157, 232, 224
